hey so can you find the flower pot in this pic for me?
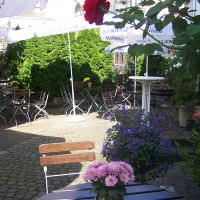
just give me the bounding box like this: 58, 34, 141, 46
95, 192, 124, 200
88, 82, 92, 88
179, 107, 188, 128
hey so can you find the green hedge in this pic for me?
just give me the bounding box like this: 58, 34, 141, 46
5, 29, 113, 99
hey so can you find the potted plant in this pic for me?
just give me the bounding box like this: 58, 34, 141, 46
83, 161, 135, 200
83, 77, 92, 88
10, 80, 19, 88
101, 107, 179, 183
164, 52, 198, 128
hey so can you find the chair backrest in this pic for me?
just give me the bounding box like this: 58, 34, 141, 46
73, 81, 83, 89
13, 89, 31, 104
60, 84, 71, 104
39, 141, 96, 193
40, 90, 49, 106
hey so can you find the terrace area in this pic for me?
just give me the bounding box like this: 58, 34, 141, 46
0, 106, 200, 200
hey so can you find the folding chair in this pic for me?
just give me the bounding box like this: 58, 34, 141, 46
100, 84, 117, 121
60, 84, 84, 115
31, 89, 49, 121
10, 88, 31, 126
39, 141, 96, 194
0, 104, 7, 123
60, 84, 72, 113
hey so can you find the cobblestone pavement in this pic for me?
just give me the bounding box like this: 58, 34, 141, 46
0, 108, 200, 200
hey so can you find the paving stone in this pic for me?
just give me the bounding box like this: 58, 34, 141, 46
14, 193, 25, 199
5, 192, 16, 198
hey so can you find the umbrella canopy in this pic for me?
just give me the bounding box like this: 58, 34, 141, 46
100, 14, 174, 46
0, 0, 45, 18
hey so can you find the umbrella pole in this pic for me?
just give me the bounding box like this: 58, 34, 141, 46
65, 33, 85, 123
134, 56, 137, 108
145, 55, 148, 77
67, 33, 76, 116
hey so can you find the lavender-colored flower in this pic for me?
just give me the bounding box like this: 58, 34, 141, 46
106, 115, 112, 121
101, 107, 179, 183
105, 175, 118, 187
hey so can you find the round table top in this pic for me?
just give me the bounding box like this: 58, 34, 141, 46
129, 76, 165, 81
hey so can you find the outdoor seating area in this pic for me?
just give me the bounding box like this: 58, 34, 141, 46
0, 85, 49, 125
0, 77, 177, 125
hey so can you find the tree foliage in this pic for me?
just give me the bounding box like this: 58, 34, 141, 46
5, 29, 113, 99
106, 0, 200, 75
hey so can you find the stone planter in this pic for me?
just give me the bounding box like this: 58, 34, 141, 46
88, 82, 92, 88
179, 107, 188, 128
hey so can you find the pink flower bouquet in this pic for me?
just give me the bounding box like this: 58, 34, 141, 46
83, 161, 135, 200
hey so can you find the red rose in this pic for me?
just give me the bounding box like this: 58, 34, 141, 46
83, 0, 110, 25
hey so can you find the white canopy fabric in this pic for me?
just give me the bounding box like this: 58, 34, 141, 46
3, 16, 98, 43
0, 0, 78, 43
100, 14, 174, 46
0, 0, 40, 18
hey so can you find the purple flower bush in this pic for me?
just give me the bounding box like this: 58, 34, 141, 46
101, 107, 179, 183
83, 161, 135, 199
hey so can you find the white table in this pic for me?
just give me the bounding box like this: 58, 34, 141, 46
129, 76, 165, 114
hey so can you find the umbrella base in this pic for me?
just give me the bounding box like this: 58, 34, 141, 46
64, 114, 85, 123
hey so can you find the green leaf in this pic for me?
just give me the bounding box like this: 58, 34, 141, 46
128, 44, 145, 56
155, 20, 163, 31
150, 43, 163, 51
163, 14, 175, 27
187, 24, 200, 34
143, 26, 149, 38
173, 37, 186, 45
144, 43, 163, 55
140, 0, 155, 6
146, 2, 162, 17
103, 21, 118, 26
173, 36, 188, 45
168, 5, 179, 14
179, 7, 189, 17
172, 17, 188, 36
135, 21, 145, 29
114, 21, 127, 29
176, 0, 187, 7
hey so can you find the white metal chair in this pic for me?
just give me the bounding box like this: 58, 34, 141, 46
100, 84, 117, 121
0, 103, 7, 123
10, 88, 31, 126
60, 84, 84, 115
60, 84, 72, 113
39, 141, 96, 194
31, 90, 49, 121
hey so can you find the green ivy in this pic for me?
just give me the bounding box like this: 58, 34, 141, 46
5, 29, 113, 99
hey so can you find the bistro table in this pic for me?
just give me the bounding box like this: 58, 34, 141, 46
129, 76, 165, 114
36, 182, 183, 200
